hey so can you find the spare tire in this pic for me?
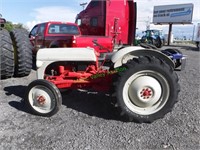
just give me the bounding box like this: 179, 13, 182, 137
10, 28, 33, 77
0, 29, 14, 79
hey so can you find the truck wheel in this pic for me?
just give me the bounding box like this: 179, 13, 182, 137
10, 28, 33, 77
25, 79, 62, 117
114, 56, 180, 123
0, 29, 14, 79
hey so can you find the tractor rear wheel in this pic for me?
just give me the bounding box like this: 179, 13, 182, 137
25, 79, 62, 117
114, 56, 180, 123
10, 28, 33, 77
154, 38, 162, 48
0, 29, 14, 79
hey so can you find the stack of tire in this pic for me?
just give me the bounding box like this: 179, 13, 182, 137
0, 28, 33, 79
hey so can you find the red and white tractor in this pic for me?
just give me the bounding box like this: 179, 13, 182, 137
24, 0, 184, 123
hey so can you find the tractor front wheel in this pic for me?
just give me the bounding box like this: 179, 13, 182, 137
25, 79, 62, 117
114, 56, 180, 123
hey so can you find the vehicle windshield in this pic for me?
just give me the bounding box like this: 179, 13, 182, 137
48, 24, 80, 35
146, 30, 162, 36
152, 30, 162, 36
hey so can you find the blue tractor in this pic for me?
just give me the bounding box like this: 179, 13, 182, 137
141, 29, 165, 48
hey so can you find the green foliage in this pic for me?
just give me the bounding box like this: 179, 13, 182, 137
4, 21, 28, 32
4, 21, 13, 31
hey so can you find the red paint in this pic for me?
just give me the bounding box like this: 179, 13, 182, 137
37, 95, 46, 105
76, 0, 136, 45
140, 88, 152, 99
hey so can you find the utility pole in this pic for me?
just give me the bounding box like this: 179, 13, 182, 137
145, 16, 151, 30
80, 2, 87, 10
192, 24, 196, 41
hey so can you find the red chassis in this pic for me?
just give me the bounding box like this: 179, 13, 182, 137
45, 60, 125, 92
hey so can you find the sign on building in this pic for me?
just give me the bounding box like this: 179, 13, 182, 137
153, 3, 193, 24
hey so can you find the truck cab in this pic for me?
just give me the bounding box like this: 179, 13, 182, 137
29, 21, 81, 54
76, 0, 137, 46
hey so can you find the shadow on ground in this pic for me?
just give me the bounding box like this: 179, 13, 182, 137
4, 85, 30, 114
4, 85, 122, 121
62, 90, 122, 121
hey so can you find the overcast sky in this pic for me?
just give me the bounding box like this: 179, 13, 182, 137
0, 0, 199, 38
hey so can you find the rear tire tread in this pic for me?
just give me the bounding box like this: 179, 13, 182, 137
113, 56, 180, 123
0, 29, 14, 79
10, 28, 33, 77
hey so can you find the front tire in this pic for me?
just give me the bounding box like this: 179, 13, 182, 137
114, 56, 180, 123
25, 79, 62, 117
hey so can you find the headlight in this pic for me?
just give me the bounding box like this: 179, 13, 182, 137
36, 60, 44, 68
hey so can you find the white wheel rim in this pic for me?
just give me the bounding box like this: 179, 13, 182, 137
28, 85, 54, 114
123, 70, 170, 115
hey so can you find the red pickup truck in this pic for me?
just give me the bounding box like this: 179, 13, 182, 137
29, 21, 113, 55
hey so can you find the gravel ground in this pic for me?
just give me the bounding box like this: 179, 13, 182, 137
0, 44, 199, 150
